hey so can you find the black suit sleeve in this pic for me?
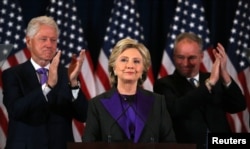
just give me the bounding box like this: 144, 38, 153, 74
153, 76, 246, 118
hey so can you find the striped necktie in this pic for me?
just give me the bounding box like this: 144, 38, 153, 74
189, 78, 199, 87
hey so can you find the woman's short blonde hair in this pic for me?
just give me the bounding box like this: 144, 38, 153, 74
108, 38, 151, 87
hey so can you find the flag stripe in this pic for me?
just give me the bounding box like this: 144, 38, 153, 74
158, 51, 175, 78
96, 62, 111, 90
79, 50, 96, 99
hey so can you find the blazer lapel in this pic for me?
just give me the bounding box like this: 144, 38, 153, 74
134, 89, 154, 142
173, 70, 196, 93
100, 89, 130, 138
100, 88, 155, 142
21, 61, 41, 90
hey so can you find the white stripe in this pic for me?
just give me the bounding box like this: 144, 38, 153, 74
242, 109, 250, 132
1, 49, 28, 71
226, 56, 250, 132
72, 121, 82, 142
0, 90, 7, 148
15, 50, 28, 64
229, 113, 243, 132
1, 61, 11, 71
202, 50, 213, 71
98, 50, 109, 75
95, 50, 109, 94
0, 85, 9, 122
95, 76, 106, 95
159, 51, 175, 78
226, 56, 242, 89
142, 78, 153, 91
80, 53, 96, 98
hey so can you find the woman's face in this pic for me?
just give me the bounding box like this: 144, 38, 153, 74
114, 48, 144, 85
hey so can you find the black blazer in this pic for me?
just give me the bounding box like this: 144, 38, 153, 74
153, 70, 246, 146
2, 60, 88, 149
82, 87, 176, 143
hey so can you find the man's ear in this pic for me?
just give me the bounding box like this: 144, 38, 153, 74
26, 36, 31, 48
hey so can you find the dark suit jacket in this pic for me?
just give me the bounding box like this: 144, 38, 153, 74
82, 87, 176, 143
2, 60, 88, 149
153, 70, 246, 147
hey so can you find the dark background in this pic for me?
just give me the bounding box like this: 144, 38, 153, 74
19, 0, 239, 79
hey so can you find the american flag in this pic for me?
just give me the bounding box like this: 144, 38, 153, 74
158, 0, 213, 79
95, 0, 154, 95
225, 0, 250, 132
46, 0, 96, 141
0, 0, 29, 148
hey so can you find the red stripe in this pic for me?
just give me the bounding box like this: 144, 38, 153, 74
199, 63, 208, 73
200, 47, 214, 72
79, 50, 95, 100
226, 113, 236, 132
23, 48, 31, 58
206, 47, 215, 61
96, 62, 111, 90
5, 48, 30, 67
237, 71, 250, 113
159, 64, 169, 78
147, 67, 154, 84
238, 71, 250, 132
7, 54, 18, 66
84, 51, 95, 72
79, 74, 91, 100
237, 112, 248, 132
72, 119, 84, 137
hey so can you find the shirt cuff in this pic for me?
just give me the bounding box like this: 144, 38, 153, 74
72, 89, 80, 101
42, 84, 51, 101
224, 81, 232, 88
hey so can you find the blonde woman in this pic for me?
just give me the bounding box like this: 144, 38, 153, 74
83, 38, 175, 143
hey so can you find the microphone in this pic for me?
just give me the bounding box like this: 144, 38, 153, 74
108, 104, 130, 143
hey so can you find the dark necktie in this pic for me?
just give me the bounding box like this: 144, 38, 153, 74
189, 78, 198, 87
37, 68, 48, 85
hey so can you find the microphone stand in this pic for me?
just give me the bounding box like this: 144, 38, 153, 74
108, 105, 130, 143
